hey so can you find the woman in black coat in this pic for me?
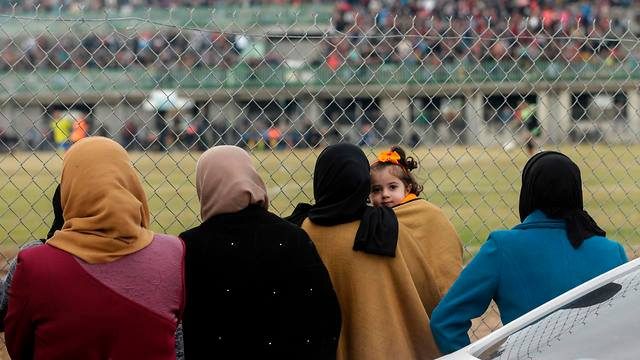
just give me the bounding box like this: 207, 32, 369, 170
179, 145, 341, 359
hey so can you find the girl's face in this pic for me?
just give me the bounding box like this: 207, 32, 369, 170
370, 167, 410, 207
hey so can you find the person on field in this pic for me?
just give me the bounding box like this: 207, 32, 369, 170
287, 143, 442, 360
430, 151, 628, 354
69, 115, 90, 144
49, 111, 73, 150
5, 137, 185, 360
518, 101, 541, 155
369, 145, 463, 297
179, 145, 340, 359
505, 100, 541, 155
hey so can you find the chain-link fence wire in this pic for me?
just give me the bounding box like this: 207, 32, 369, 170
1, 7, 640, 350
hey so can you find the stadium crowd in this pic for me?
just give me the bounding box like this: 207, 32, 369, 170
0, 0, 333, 12
321, 0, 633, 69
0, 32, 284, 71
0, 0, 636, 71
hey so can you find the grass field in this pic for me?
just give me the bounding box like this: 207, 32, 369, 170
1, 143, 640, 265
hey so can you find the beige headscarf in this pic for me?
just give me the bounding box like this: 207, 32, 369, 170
47, 137, 154, 264
196, 145, 269, 221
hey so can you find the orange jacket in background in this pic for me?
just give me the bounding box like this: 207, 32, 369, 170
70, 118, 90, 143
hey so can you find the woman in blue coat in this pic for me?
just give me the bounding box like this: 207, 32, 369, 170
430, 151, 628, 355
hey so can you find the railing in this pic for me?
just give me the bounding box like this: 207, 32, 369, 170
1, 60, 638, 96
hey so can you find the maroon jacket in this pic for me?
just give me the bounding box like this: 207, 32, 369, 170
5, 238, 184, 360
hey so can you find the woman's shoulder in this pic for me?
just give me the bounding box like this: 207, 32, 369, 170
14, 243, 76, 281
17, 241, 57, 260
151, 233, 183, 247
395, 197, 433, 209
301, 217, 360, 230
582, 235, 625, 251
151, 233, 181, 241
394, 198, 455, 230
181, 209, 311, 248
16, 240, 45, 255
486, 229, 624, 255
483, 228, 525, 249
139, 233, 184, 260
395, 198, 448, 217
234, 208, 313, 240
263, 209, 309, 232
301, 218, 360, 239
486, 223, 559, 242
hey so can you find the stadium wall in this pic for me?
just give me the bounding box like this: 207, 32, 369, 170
3, 80, 640, 148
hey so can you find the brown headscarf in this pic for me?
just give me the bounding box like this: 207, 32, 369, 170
47, 137, 154, 263
196, 145, 269, 221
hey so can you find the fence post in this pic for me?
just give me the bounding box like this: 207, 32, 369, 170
302, 97, 323, 128
627, 87, 640, 139
207, 98, 242, 144
557, 90, 572, 142
224, 99, 242, 129
380, 97, 411, 144
537, 88, 572, 144
464, 92, 488, 145
208, 99, 242, 127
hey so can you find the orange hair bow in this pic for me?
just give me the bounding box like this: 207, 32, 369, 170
376, 150, 401, 165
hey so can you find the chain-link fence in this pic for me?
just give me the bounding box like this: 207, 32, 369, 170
1, 3, 640, 349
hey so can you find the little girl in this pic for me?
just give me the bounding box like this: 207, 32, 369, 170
370, 146, 422, 207
370, 146, 463, 298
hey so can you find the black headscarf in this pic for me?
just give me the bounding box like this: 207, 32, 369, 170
44, 184, 64, 242
519, 151, 606, 248
286, 143, 399, 257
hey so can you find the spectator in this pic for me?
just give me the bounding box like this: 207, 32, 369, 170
287, 143, 442, 359
430, 151, 628, 355
369, 146, 463, 296
179, 145, 341, 359
5, 137, 185, 360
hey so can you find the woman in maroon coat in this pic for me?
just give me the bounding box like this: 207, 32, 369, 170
5, 137, 185, 360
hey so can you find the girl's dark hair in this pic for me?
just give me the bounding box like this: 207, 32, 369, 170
371, 146, 423, 196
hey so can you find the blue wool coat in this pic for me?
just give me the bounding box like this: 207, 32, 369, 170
430, 210, 628, 354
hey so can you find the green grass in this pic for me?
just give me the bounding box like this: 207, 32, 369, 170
2, 144, 640, 264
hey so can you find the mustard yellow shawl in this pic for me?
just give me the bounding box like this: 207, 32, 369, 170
47, 137, 153, 263
302, 219, 442, 360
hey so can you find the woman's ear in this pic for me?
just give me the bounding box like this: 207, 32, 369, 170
406, 183, 412, 195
